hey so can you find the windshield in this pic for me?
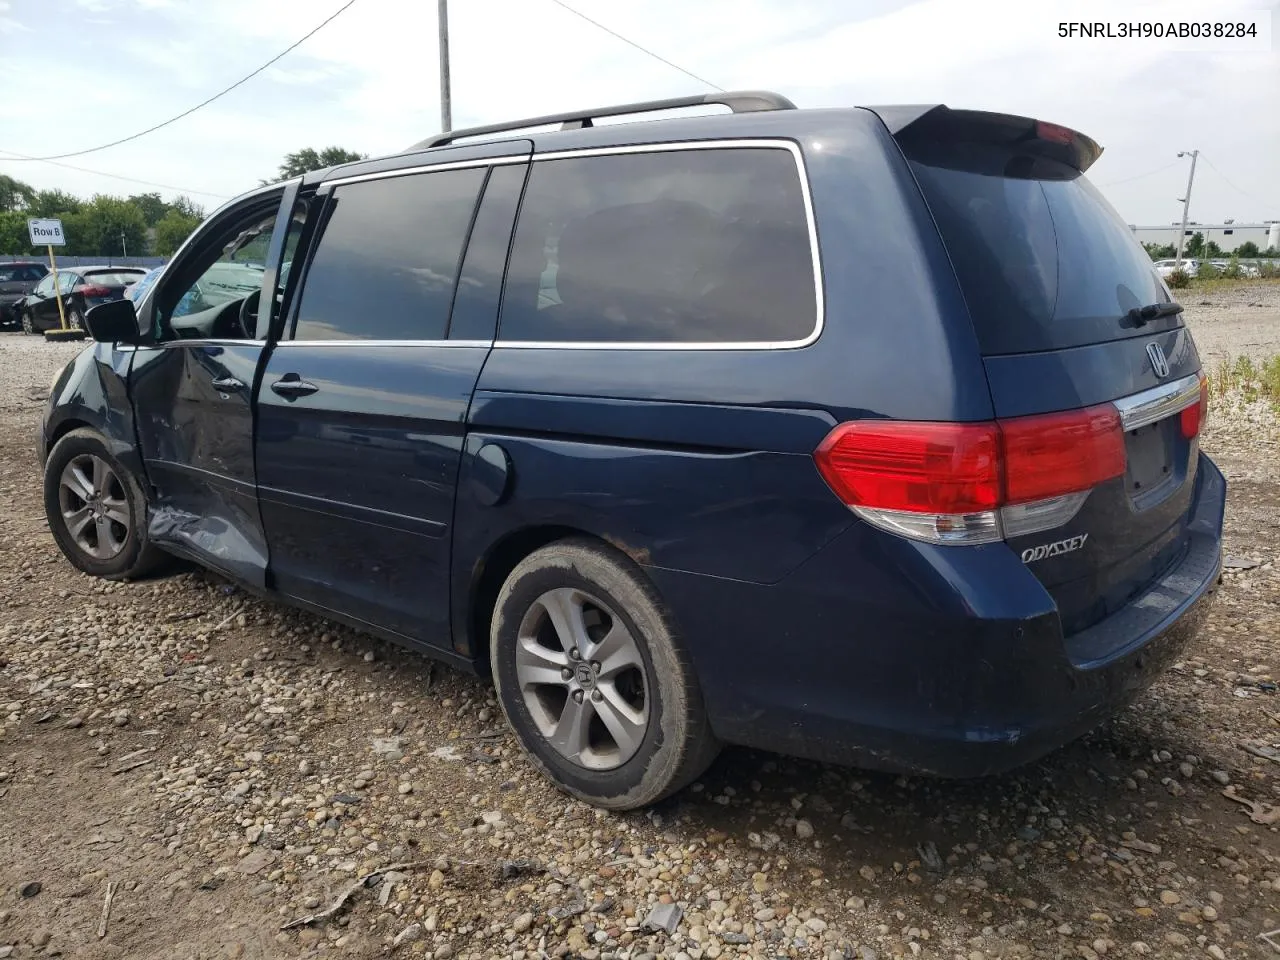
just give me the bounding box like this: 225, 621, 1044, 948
908, 146, 1174, 354
194, 261, 266, 309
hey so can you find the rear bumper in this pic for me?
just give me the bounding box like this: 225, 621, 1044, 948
650, 453, 1225, 776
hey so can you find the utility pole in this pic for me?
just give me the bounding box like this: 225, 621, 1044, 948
121, 231, 127, 258
438, 0, 452, 133
1174, 149, 1198, 268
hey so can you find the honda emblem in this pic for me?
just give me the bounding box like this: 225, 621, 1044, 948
1146, 342, 1169, 378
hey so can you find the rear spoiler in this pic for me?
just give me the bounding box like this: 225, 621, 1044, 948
864, 104, 1103, 174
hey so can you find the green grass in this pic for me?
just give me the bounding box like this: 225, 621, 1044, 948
1208, 354, 1280, 413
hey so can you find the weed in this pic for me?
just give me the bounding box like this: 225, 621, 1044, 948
1208, 353, 1280, 413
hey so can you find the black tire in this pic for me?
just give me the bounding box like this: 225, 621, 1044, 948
43, 428, 166, 580
491, 538, 719, 810
20, 310, 35, 335
68, 307, 85, 330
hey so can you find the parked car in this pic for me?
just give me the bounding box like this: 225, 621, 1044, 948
39, 93, 1224, 810
0, 261, 49, 330
19, 266, 148, 334
1154, 258, 1199, 278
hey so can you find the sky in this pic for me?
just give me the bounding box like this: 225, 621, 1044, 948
0, 0, 1276, 226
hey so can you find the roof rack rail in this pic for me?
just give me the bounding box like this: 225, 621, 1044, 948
406, 90, 796, 151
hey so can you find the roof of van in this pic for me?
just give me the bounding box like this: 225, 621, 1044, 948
302, 93, 1101, 186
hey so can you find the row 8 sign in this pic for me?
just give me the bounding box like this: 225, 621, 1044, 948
28, 218, 66, 247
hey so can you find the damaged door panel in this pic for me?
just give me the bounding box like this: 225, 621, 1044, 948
131, 342, 268, 583
127, 181, 300, 587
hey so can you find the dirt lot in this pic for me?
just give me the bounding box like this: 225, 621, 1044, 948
1, 283, 1278, 960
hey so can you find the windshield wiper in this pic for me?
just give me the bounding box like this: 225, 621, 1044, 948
1126, 301, 1183, 326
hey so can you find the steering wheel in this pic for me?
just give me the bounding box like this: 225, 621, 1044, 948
239, 289, 261, 339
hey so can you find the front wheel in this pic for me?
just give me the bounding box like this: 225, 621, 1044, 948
491, 538, 719, 810
43, 428, 165, 580
20, 310, 35, 335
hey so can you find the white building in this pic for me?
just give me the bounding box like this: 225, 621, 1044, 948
1130, 220, 1280, 254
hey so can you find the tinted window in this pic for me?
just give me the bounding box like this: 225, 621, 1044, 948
499, 148, 816, 344
448, 165, 527, 341
293, 169, 485, 341
33, 275, 55, 296
907, 144, 1170, 354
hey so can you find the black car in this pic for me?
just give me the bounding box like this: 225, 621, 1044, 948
0, 261, 49, 329
39, 92, 1223, 810
19, 266, 147, 334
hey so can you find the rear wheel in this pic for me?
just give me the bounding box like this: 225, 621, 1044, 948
68, 307, 85, 330
43, 428, 165, 580
491, 538, 718, 810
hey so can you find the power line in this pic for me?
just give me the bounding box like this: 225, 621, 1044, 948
0, 149, 231, 200
3, 0, 360, 162
542, 0, 724, 92
1096, 160, 1182, 188
1198, 154, 1279, 211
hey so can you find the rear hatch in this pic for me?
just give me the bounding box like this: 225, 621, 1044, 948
889, 107, 1206, 638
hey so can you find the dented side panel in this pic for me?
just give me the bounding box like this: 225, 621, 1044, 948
40, 342, 141, 479
130, 343, 269, 586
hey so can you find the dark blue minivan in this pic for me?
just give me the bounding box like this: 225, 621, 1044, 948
38, 92, 1224, 809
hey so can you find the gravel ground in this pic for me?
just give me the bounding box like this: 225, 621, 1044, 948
1180, 282, 1280, 367
1, 283, 1278, 960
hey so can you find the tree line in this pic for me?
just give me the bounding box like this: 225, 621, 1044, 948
1143, 234, 1277, 261
0, 146, 365, 259
0, 175, 204, 258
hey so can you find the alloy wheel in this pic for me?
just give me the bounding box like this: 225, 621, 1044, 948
58, 454, 130, 560
514, 587, 650, 770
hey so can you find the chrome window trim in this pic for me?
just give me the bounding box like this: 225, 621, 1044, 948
325, 155, 526, 188
274, 339, 492, 348
133, 338, 492, 349
1114, 372, 1201, 432
139, 339, 268, 349
493, 138, 824, 352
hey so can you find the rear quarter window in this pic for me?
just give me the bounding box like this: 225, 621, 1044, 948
498, 146, 818, 344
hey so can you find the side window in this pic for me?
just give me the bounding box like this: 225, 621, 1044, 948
292, 168, 485, 341
33, 275, 55, 297
447, 164, 527, 341
160, 211, 274, 333
58, 273, 78, 293
498, 147, 817, 344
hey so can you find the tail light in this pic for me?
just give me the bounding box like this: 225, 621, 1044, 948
1035, 120, 1076, 144
814, 404, 1128, 545
1180, 375, 1208, 439
76, 284, 112, 297
1001, 405, 1125, 504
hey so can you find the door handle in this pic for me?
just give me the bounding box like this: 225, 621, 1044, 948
211, 376, 245, 391
270, 375, 319, 399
